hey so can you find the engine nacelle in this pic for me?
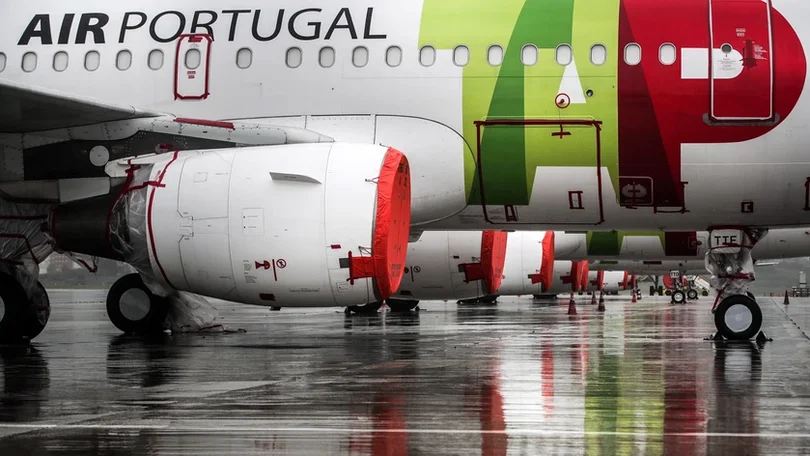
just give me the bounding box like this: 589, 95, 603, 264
51, 143, 411, 307
392, 230, 507, 301
545, 260, 588, 295
602, 271, 632, 293
498, 231, 555, 296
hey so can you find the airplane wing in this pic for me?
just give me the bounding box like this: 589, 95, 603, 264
0, 78, 164, 133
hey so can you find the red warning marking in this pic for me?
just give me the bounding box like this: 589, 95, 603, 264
255, 260, 271, 270
555, 93, 571, 109
276, 259, 287, 269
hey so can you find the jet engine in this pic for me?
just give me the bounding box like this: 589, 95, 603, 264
391, 230, 508, 302
498, 231, 555, 296
49, 143, 411, 308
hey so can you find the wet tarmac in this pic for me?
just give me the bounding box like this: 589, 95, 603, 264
2, 291, 810, 455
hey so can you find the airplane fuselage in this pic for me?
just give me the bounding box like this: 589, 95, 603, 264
2, 0, 810, 232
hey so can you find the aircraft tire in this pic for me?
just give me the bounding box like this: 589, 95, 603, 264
106, 273, 168, 334
0, 272, 28, 343
672, 290, 687, 304
23, 282, 50, 340
714, 294, 762, 341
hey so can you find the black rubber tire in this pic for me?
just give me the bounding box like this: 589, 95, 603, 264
106, 274, 168, 334
672, 290, 687, 304
347, 301, 383, 315
0, 272, 28, 342
747, 291, 756, 301
714, 294, 763, 341
687, 289, 699, 300
23, 282, 50, 340
649, 286, 655, 296
386, 299, 420, 313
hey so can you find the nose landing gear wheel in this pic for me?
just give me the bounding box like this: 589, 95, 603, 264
714, 294, 763, 341
671, 290, 687, 304
687, 289, 699, 300
106, 273, 168, 334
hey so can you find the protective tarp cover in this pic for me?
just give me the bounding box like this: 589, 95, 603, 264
539, 231, 556, 292
165, 292, 228, 333
480, 230, 508, 294
367, 148, 411, 300
567, 261, 584, 293
108, 165, 167, 296
579, 262, 589, 292
705, 246, 756, 297
593, 270, 605, 291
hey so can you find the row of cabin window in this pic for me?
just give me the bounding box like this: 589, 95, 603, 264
274, 43, 677, 69
0, 43, 678, 73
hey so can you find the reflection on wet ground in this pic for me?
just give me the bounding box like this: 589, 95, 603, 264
2, 291, 810, 455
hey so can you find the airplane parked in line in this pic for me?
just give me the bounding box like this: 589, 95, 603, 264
0, 0, 809, 341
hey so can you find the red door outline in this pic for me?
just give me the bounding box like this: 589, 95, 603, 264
174, 33, 213, 100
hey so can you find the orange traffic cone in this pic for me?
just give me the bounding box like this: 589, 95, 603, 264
631, 289, 638, 303
591, 292, 596, 305
567, 293, 577, 315
597, 293, 606, 312
784, 290, 790, 305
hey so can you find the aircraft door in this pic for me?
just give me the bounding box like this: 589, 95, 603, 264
175, 34, 212, 100
709, 0, 774, 121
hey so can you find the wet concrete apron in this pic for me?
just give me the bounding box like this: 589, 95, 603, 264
1, 291, 810, 455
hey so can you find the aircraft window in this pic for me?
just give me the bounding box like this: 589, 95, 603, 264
116, 50, 132, 71
419, 45, 436, 67
555, 44, 572, 66
0, 53, 5, 73
286, 47, 302, 68
185, 49, 201, 70
22, 52, 37, 72
386, 46, 402, 67
352, 46, 369, 67
53, 51, 68, 72
624, 43, 641, 65
453, 45, 470, 67
487, 45, 504, 66
148, 49, 164, 70
84, 51, 100, 71
590, 44, 607, 65
236, 48, 252, 69
319, 47, 335, 68
521, 44, 538, 66
659, 43, 676, 65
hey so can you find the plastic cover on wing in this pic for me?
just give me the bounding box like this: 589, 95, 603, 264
350, 148, 411, 300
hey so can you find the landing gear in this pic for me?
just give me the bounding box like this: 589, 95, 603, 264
705, 228, 768, 341
687, 289, 699, 300
345, 301, 383, 315
671, 290, 687, 304
0, 273, 51, 342
106, 273, 168, 334
386, 299, 420, 313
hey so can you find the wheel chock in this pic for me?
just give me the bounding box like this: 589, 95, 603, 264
756, 331, 773, 344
